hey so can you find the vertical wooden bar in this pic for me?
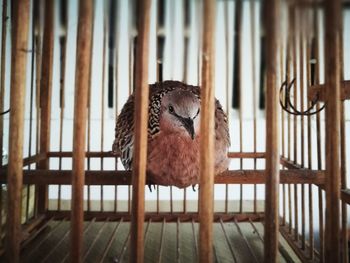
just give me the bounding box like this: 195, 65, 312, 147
263, 0, 280, 261
292, 6, 299, 242
250, 0, 258, 214
224, 0, 230, 214
313, 4, 324, 261
6, 0, 30, 261
306, 10, 314, 259
0, 0, 8, 244
199, 0, 215, 262
70, 0, 93, 262
279, 2, 285, 224
299, 8, 306, 250
339, 9, 348, 263
58, 0, 68, 212
34, 0, 44, 216
0, 0, 7, 169
324, 0, 341, 261
286, 6, 293, 234
130, 0, 151, 262
37, 0, 54, 214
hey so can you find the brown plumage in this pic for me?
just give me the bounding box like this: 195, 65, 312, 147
112, 80, 230, 188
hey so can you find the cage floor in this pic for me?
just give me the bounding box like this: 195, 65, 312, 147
17, 218, 300, 263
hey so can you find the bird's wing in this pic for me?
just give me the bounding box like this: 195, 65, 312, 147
113, 84, 166, 170
113, 94, 135, 170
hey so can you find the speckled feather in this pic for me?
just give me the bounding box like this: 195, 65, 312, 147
113, 80, 230, 188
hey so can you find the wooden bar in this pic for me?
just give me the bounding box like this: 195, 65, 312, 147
0, 0, 7, 244
114, 221, 130, 263
48, 151, 266, 159
308, 81, 350, 101
130, 0, 151, 262
224, 0, 230, 214
341, 190, 350, 204
0, 0, 7, 168
0, 169, 326, 185
292, 6, 299, 243
57, 0, 68, 212
306, 11, 314, 259
45, 211, 264, 223
0, 153, 46, 170
233, 218, 259, 262
157, 218, 166, 263
339, 9, 348, 263
280, 225, 320, 262
264, 0, 280, 261
5, 0, 30, 261
191, 219, 198, 260
24, 218, 67, 259
70, 0, 93, 262
60, 218, 97, 263
286, 3, 293, 236
219, 218, 238, 262
299, 8, 306, 250
324, 0, 341, 261
176, 217, 180, 263
313, 6, 324, 260
37, 0, 55, 214
82, 219, 109, 261
199, 0, 215, 262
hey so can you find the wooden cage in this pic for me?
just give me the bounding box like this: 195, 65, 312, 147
0, 0, 349, 262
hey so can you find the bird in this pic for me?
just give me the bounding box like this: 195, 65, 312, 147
112, 80, 230, 189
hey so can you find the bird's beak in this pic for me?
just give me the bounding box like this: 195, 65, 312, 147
181, 117, 195, 140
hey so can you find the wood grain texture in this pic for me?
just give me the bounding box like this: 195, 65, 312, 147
70, 0, 93, 262
0, 0, 7, 168
0, 169, 325, 185
199, 0, 215, 262
130, 0, 152, 262
308, 81, 350, 101
37, 0, 54, 214
324, 0, 341, 261
6, 0, 30, 261
263, 0, 280, 262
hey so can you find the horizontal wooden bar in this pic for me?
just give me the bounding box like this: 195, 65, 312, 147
0, 153, 46, 169
341, 189, 350, 205
308, 80, 350, 101
48, 151, 115, 158
280, 157, 304, 170
48, 151, 266, 159
45, 211, 264, 223
228, 152, 265, 158
0, 169, 325, 185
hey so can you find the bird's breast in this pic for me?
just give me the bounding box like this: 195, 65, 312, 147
147, 133, 200, 188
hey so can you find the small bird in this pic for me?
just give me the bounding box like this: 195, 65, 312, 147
112, 81, 230, 188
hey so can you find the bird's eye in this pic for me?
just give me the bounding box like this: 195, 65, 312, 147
168, 105, 174, 113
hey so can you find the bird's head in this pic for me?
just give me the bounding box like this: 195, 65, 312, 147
159, 90, 200, 140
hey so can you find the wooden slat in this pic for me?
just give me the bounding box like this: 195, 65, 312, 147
308, 81, 350, 101
199, 0, 215, 262
0, 153, 46, 169
37, 0, 55, 214
48, 151, 265, 159
263, 0, 280, 261
130, 0, 152, 262
324, 0, 341, 261
70, 0, 93, 262
5, 0, 30, 261
46, 211, 264, 223
341, 190, 350, 205
0, 169, 325, 185
0, 0, 7, 168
